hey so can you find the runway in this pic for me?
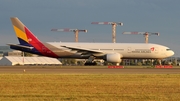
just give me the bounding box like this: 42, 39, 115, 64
0, 66, 180, 74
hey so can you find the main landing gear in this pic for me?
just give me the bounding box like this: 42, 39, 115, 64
84, 56, 97, 66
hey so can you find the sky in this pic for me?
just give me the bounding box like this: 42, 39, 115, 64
0, 0, 180, 56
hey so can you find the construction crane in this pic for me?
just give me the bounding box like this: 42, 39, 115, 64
51, 28, 87, 42
122, 32, 160, 43
91, 22, 123, 43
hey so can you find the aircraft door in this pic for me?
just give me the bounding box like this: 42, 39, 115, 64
127, 47, 131, 53
154, 47, 158, 54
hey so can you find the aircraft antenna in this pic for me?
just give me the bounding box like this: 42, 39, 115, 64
91, 22, 123, 43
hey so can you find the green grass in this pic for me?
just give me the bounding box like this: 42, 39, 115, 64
0, 74, 180, 101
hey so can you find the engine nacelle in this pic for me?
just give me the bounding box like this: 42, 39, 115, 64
104, 53, 122, 63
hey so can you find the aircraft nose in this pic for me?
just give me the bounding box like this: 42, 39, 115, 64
171, 51, 175, 56
169, 51, 174, 57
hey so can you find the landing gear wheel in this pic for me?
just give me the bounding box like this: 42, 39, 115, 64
84, 62, 97, 66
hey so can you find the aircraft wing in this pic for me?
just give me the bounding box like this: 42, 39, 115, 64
61, 45, 103, 55
7, 43, 34, 49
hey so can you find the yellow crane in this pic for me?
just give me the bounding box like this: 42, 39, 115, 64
91, 22, 123, 43
122, 32, 160, 43
51, 28, 87, 42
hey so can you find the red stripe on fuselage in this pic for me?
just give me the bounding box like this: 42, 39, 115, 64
24, 27, 59, 58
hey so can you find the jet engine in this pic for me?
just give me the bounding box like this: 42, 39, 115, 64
104, 53, 122, 63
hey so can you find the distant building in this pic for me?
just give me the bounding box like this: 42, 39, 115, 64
0, 46, 12, 52
0, 56, 62, 66
0, 46, 32, 57
0, 46, 17, 56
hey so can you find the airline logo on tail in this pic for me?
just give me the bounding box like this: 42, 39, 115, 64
10, 17, 59, 58
11, 17, 41, 46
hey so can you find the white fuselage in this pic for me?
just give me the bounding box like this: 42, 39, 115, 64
47, 42, 174, 59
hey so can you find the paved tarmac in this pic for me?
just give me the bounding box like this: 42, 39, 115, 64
0, 66, 179, 74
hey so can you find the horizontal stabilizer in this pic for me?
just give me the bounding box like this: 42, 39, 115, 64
7, 44, 34, 49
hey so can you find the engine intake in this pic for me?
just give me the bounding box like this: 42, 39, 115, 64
104, 53, 122, 63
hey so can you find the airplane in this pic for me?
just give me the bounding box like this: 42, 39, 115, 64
7, 17, 174, 65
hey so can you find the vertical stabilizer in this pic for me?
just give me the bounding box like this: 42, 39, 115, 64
11, 17, 42, 46
10, 17, 59, 58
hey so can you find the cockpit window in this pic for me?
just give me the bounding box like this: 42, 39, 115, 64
166, 49, 171, 51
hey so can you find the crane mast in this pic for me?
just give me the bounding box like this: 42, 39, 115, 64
122, 32, 159, 43
91, 22, 123, 43
51, 28, 87, 42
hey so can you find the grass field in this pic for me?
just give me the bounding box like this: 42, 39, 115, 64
0, 74, 180, 101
